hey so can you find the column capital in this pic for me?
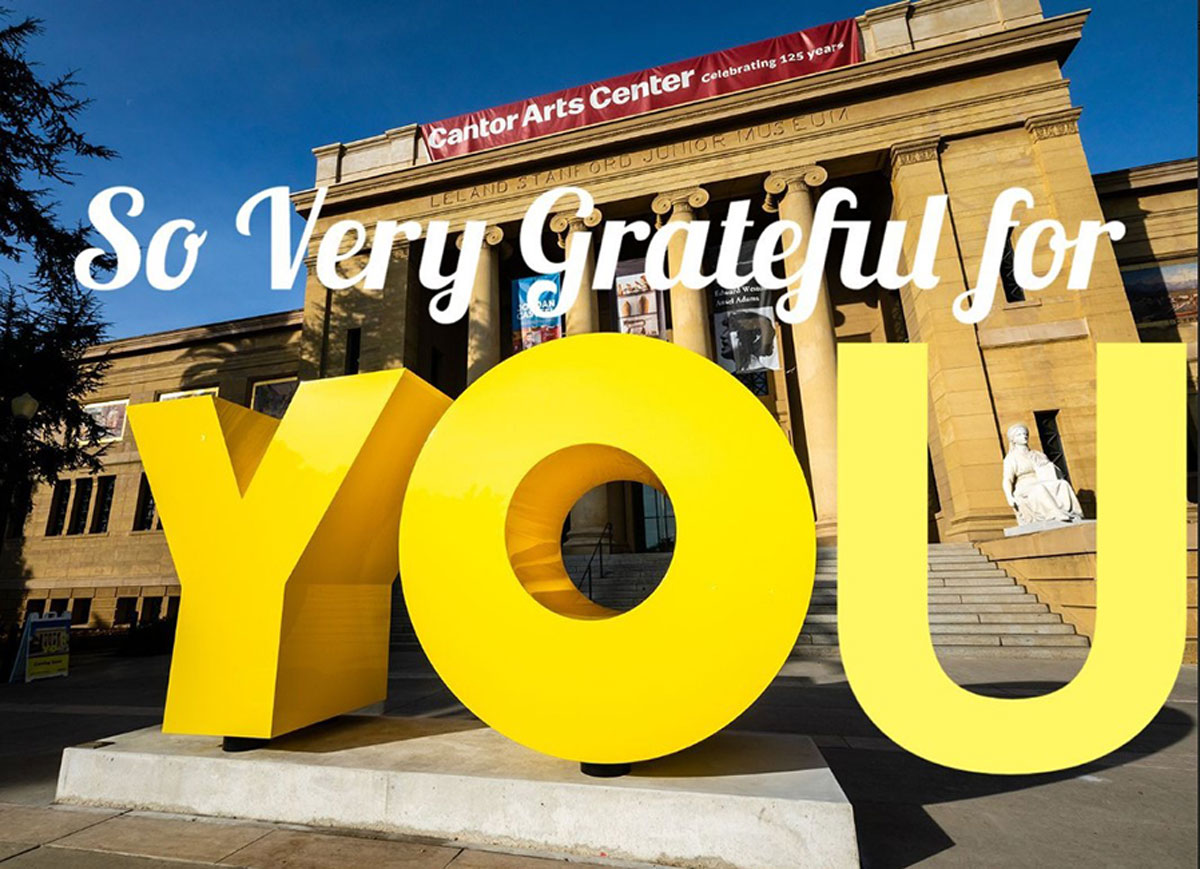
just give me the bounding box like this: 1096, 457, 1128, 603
1025, 107, 1082, 142
651, 186, 709, 219
455, 224, 504, 250
549, 207, 603, 236
762, 165, 827, 212
888, 137, 942, 181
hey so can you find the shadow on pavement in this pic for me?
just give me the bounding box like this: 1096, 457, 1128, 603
735, 675, 1195, 868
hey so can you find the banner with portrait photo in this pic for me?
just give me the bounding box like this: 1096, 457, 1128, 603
711, 250, 781, 374
512, 274, 563, 352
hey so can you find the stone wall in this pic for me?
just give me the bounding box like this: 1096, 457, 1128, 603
979, 523, 1199, 663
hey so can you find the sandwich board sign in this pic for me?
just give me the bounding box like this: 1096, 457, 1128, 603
8, 611, 71, 683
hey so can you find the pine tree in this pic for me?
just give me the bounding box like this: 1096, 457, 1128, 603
0, 10, 114, 542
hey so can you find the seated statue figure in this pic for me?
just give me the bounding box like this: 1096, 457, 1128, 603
1002, 423, 1084, 526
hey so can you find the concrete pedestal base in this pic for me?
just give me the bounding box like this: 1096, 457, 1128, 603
56, 718, 859, 869
1003, 518, 1095, 537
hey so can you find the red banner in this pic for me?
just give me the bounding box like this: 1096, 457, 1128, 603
421, 19, 861, 161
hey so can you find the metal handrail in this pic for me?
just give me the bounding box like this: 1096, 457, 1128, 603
579, 522, 613, 600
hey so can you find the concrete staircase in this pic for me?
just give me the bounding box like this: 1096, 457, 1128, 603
797, 543, 1087, 657
391, 543, 1089, 659
561, 542, 1088, 658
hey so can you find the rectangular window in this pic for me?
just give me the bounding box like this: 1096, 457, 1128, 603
251, 377, 299, 419
1000, 228, 1025, 303
140, 596, 163, 624
113, 597, 138, 626
49, 597, 69, 616
45, 480, 71, 536
166, 595, 181, 620
71, 598, 92, 626
157, 386, 218, 401
90, 476, 115, 533
132, 473, 157, 531
1033, 410, 1070, 482
24, 598, 45, 620
66, 478, 94, 535
344, 328, 362, 375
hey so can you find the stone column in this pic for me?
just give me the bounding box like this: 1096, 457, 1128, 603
298, 254, 329, 380
462, 225, 504, 386
1024, 109, 1139, 344
552, 208, 612, 553
549, 208, 603, 337
763, 166, 838, 541
650, 187, 714, 359
888, 137, 1011, 541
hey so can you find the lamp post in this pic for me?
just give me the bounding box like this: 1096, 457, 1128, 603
1, 392, 38, 549
10, 393, 38, 421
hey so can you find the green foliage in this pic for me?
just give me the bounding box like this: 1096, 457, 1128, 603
0, 9, 115, 526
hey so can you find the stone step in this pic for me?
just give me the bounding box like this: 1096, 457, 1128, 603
930, 602, 1050, 613
798, 632, 1083, 648
803, 602, 1051, 615
979, 612, 1063, 624
929, 586, 1029, 598
800, 606, 1058, 621
931, 576, 1018, 586
928, 594, 1042, 606
999, 634, 1090, 647
928, 567, 1002, 573
801, 621, 1075, 636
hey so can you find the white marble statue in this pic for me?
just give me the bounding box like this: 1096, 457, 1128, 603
1002, 423, 1084, 526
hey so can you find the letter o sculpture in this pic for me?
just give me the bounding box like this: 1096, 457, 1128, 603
399, 333, 815, 763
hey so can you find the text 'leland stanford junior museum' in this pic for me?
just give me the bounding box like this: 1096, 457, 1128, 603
2, 0, 1196, 661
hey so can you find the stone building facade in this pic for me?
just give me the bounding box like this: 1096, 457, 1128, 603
1, 0, 1196, 634
0, 313, 302, 629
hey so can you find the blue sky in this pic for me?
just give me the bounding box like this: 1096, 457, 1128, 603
11, 0, 1198, 339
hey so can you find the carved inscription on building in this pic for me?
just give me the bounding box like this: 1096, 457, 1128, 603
428, 107, 850, 208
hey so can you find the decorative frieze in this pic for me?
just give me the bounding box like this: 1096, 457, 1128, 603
1025, 108, 1082, 142
889, 137, 942, 182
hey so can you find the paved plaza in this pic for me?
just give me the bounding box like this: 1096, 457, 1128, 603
0, 649, 1195, 868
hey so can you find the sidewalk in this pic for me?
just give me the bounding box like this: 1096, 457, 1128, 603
0, 650, 1195, 867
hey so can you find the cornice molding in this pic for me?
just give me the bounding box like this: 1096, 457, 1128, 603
889, 136, 942, 179
1025, 107, 1082, 141
85, 310, 304, 360
1093, 157, 1199, 196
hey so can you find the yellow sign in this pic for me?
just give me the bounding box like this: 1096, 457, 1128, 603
128, 370, 450, 739
399, 334, 813, 764
128, 336, 1187, 774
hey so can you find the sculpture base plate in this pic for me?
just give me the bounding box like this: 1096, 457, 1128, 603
56, 717, 858, 869
1004, 518, 1095, 537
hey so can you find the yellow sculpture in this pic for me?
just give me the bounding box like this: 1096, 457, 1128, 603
128, 370, 450, 739
129, 333, 1188, 776
399, 333, 815, 764
838, 342, 1186, 774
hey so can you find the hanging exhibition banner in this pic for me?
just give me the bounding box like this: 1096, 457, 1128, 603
421, 18, 861, 160
712, 248, 782, 374
614, 260, 666, 338
512, 274, 563, 352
